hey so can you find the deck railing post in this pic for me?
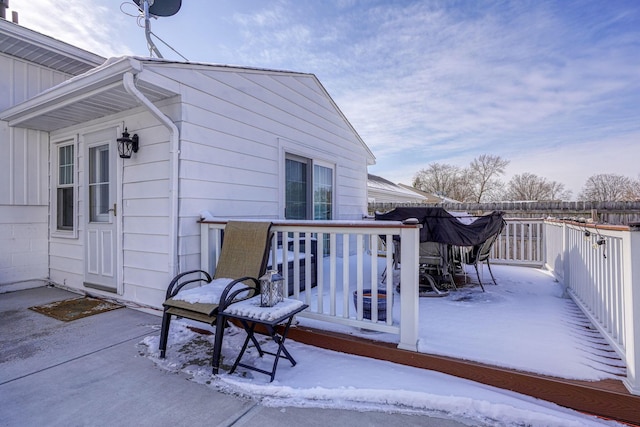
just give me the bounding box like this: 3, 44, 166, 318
622, 224, 640, 395
200, 222, 210, 274
397, 219, 420, 351
562, 221, 570, 298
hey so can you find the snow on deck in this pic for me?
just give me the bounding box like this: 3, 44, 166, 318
297, 263, 626, 382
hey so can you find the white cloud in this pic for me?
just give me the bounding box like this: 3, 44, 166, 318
12, 0, 137, 57
332, 1, 640, 197
7, 0, 639, 198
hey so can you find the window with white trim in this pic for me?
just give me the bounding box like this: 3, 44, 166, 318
56, 143, 75, 231
285, 154, 334, 220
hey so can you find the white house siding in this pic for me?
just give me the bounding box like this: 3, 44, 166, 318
0, 54, 69, 290
0, 54, 69, 110
0, 206, 48, 291
120, 109, 173, 307
168, 65, 371, 217
7, 60, 372, 310
147, 65, 371, 276
45, 104, 176, 308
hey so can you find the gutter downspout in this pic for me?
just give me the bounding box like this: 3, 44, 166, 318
122, 71, 180, 278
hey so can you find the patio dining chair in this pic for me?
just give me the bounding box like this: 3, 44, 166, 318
419, 241, 457, 292
158, 221, 272, 374
462, 230, 501, 292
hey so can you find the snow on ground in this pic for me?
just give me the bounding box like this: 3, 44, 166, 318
139, 265, 624, 427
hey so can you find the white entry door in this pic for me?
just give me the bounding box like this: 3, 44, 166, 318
84, 129, 118, 292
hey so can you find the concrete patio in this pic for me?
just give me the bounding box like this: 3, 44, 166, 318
0, 286, 468, 427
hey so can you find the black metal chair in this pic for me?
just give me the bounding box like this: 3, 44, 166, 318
463, 231, 501, 291
158, 221, 272, 374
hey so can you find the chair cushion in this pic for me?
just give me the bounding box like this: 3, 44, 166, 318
164, 300, 219, 323
171, 278, 250, 304
162, 221, 271, 325
164, 277, 254, 318
214, 221, 271, 284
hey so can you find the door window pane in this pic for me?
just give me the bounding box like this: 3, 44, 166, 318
89, 145, 110, 222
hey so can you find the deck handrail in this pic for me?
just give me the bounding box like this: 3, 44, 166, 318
200, 219, 421, 351
544, 219, 640, 395
490, 218, 545, 267
199, 217, 640, 395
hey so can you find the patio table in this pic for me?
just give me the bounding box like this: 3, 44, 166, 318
223, 296, 308, 382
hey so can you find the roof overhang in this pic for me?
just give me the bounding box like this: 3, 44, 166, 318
0, 57, 179, 132
0, 19, 104, 75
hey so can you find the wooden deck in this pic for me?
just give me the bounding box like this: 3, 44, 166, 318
286, 325, 640, 426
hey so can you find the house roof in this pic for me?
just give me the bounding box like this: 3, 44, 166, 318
0, 19, 104, 75
367, 175, 453, 204
0, 51, 375, 162
396, 183, 446, 203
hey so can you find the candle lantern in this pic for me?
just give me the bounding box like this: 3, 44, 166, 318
259, 270, 284, 307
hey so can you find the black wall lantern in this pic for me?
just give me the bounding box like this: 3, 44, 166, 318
117, 128, 139, 159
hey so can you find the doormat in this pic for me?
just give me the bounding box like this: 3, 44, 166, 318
29, 297, 124, 322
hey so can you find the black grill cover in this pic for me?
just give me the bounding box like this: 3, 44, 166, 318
375, 207, 505, 246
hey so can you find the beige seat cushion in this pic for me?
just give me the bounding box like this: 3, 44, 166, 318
163, 221, 272, 324
213, 221, 272, 284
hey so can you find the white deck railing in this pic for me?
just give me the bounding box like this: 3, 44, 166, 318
200, 220, 421, 351
491, 219, 544, 267
544, 220, 640, 395
200, 218, 640, 395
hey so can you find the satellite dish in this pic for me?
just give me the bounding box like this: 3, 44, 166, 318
134, 0, 182, 17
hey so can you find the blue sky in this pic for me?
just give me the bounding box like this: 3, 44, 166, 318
10, 0, 640, 197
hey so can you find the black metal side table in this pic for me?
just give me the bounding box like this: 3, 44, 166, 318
222, 296, 308, 382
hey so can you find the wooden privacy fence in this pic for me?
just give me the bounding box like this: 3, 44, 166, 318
369, 201, 640, 225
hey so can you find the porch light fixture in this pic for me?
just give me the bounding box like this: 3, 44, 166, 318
117, 128, 139, 159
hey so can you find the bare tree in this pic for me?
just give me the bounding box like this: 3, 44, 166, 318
547, 181, 572, 201
412, 163, 475, 202
505, 173, 572, 201
412, 155, 510, 202
578, 173, 637, 201
413, 163, 460, 197
451, 168, 476, 202
624, 174, 640, 201
468, 154, 509, 202
505, 173, 551, 201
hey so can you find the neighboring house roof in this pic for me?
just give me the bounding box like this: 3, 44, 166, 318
0, 18, 105, 75
396, 183, 448, 203
367, 174, 430, 203
0, 53, 375, 164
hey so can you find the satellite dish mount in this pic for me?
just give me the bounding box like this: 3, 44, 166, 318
134, 0, 182, 58
142, 0, 163, 58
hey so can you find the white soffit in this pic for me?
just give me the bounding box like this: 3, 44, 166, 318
0, 19, 104, 75
1, 60, 178, 132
